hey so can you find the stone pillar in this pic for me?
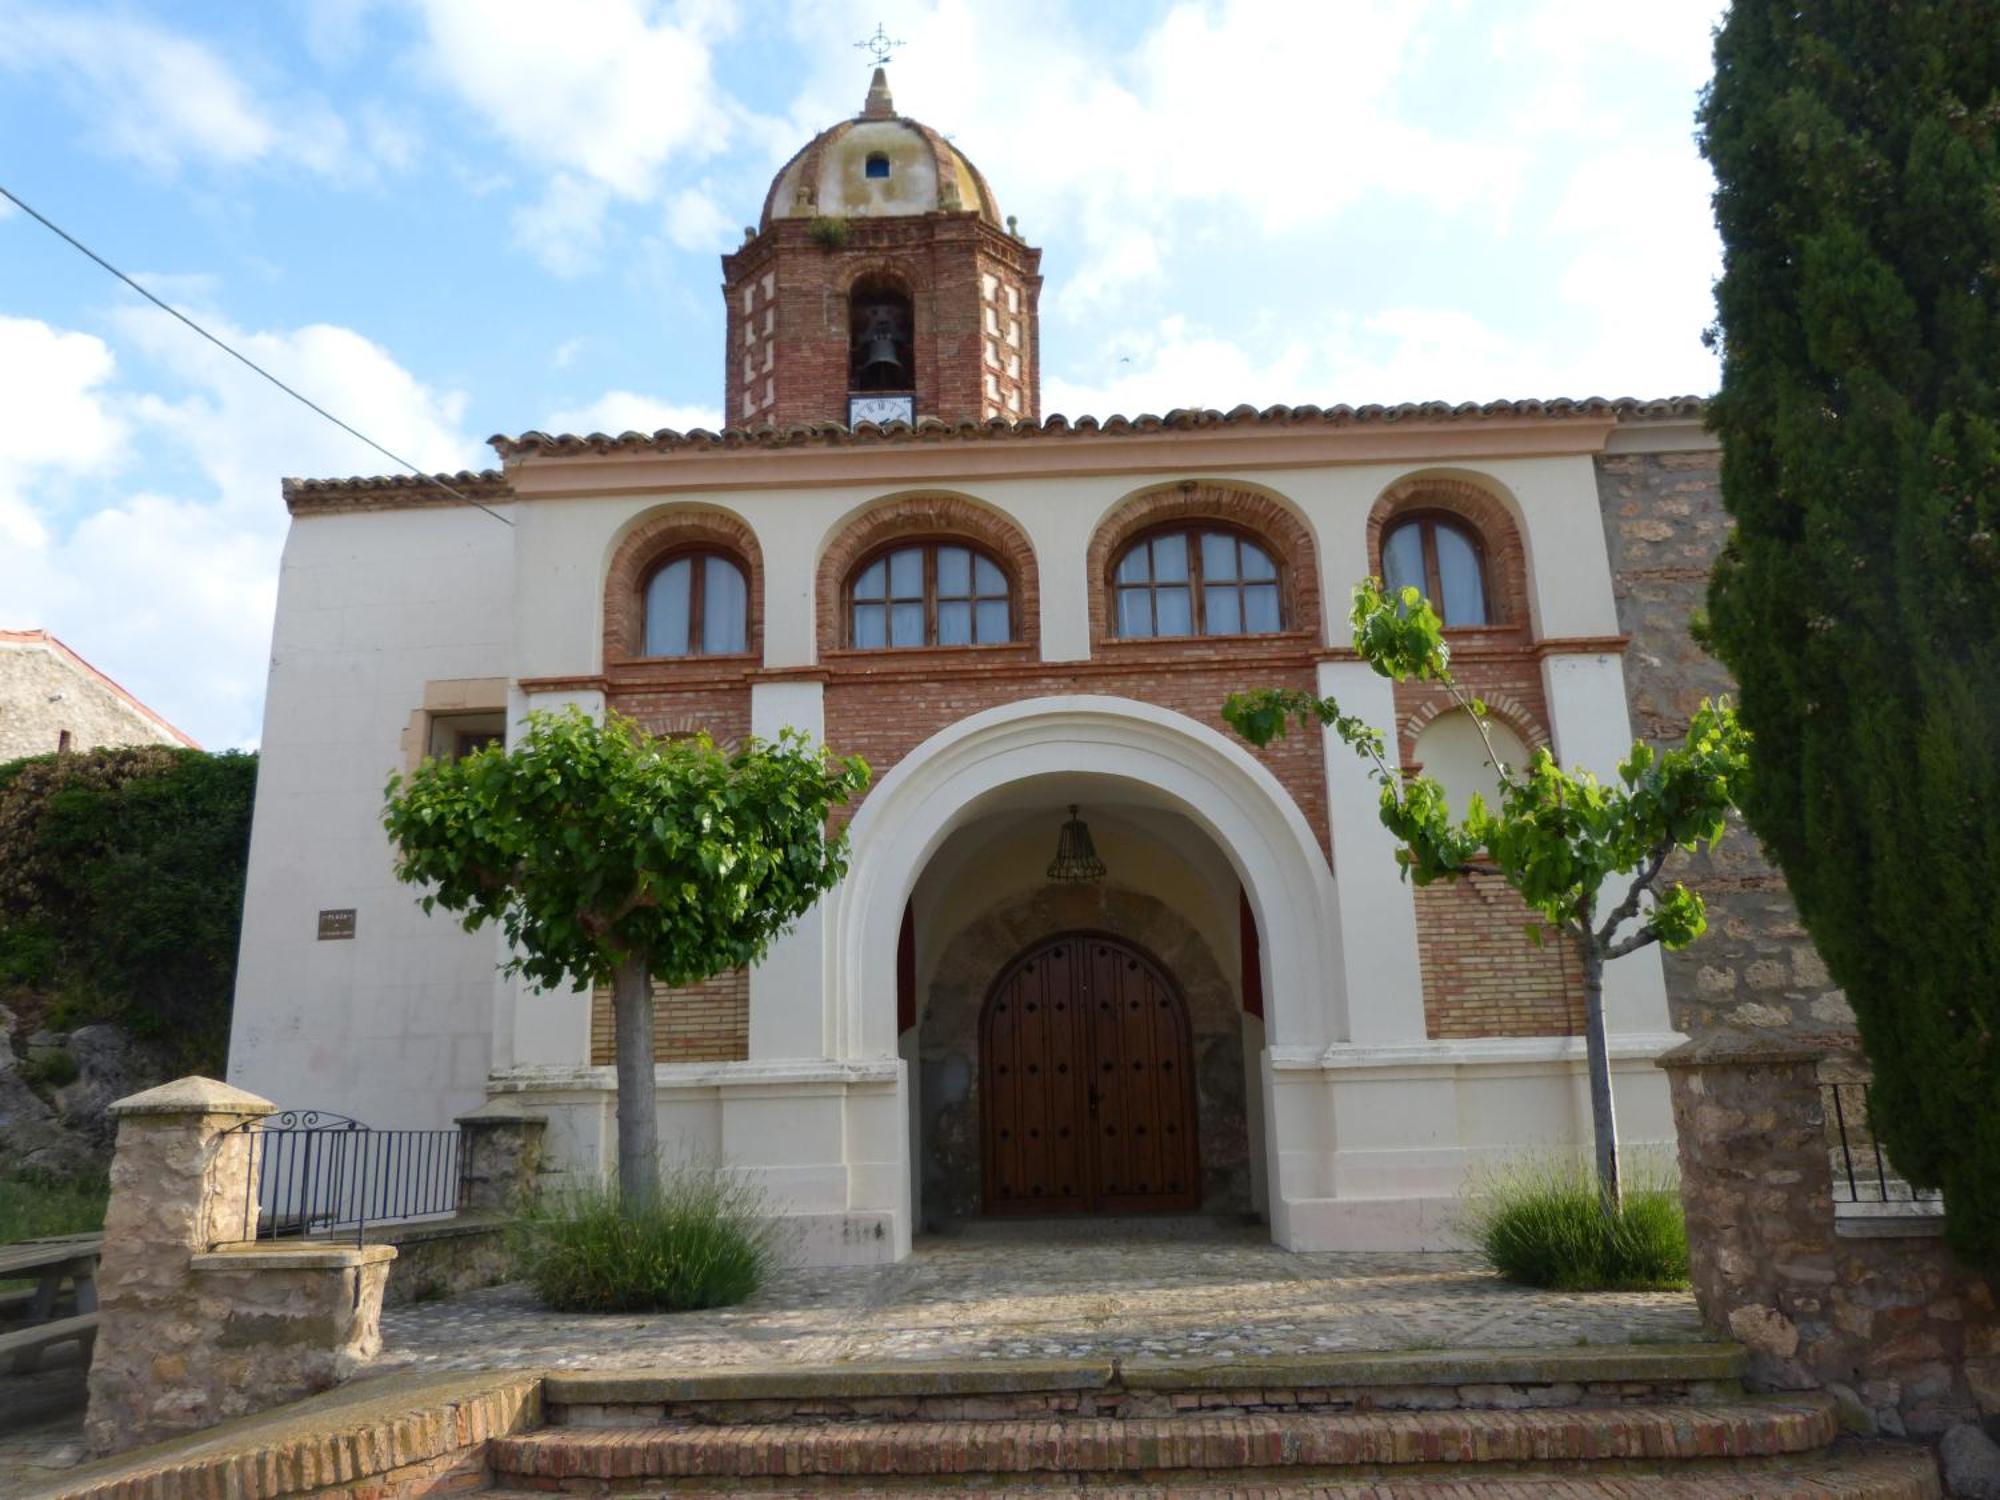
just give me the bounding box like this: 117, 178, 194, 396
749, 677, 832, 1059
84, 1076, 396, 1456
1315, 659, 1425, 1047
1658, 1032, 1834, 1391
456, 1099, 547, 1211
1660, 1031, 2000, 1436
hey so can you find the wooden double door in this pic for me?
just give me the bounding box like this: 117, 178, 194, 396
980, 932, 1200, 1215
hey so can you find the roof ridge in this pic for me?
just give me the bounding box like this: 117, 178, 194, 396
488, 395, 1709, 460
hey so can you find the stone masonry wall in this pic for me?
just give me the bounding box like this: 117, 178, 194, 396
1663, 1036, 1999, 1439
1594, 452, 1853, 1039
0, 632, 192, 759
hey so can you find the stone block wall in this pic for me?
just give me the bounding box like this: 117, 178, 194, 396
84, 1077, 397, 1456
1662, 1034, 1998, 1438
1595, 452, 1853, 1039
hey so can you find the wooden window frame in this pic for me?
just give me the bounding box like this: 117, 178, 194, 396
844, 537, 1014, 649
639, 547, 752, 659
1381, 511, 1491, 627
1109, 523, 1287, 639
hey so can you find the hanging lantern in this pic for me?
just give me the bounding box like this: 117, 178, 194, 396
1046, 804, 1107, 884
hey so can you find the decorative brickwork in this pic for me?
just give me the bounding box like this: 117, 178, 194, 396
590, 969, 749, 1065
721, 215, 1042, 428
1087, 482, 1323, 646
817, 492, 1041, 654
1415, 881, 1587, 1038
823, 650, 1327, 851
1595, 452, 1851, 1039
602, 507, 764, 666
1366, 475, 1533, 635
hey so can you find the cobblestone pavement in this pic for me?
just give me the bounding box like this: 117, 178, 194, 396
375, 1223, 1709, 1375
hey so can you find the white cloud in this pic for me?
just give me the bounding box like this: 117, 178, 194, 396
0, 308, 480, 748
664, 185, 735, 253
511, 173, 615, 278
410, 0, 731, 198
545, 391, 723, 435
0, 2, 359, 177
0, 314, 124, 481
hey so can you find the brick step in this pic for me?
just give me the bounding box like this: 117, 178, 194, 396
479, 1439, 1941, 1497
489, 1397, 1838, 1485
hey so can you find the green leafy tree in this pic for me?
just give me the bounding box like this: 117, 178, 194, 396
1225, 583, 1751, 1207
383, 708, 868, 1203
1699, 2, 2000, 1265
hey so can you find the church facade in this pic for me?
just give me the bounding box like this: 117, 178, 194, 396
229, 73, 1769, 1263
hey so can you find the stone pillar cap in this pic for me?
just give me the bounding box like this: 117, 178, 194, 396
1656, 1029, 1832, 1070
455, 1098, 549, 1127
108, 1075, 277, 1117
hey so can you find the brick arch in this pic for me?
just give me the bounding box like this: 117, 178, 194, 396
1088, 481, 1323, 646
603, 506, 764, 664
817, 492, 1040, 654
1366, 474, 1531, 632
1399, 695, 1551, 759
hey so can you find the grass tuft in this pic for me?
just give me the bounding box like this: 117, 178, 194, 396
510, 1167, 779, 1313
1462, 1155, 1690, 1292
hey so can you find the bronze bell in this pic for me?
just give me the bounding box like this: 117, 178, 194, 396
855, 333, 907, 386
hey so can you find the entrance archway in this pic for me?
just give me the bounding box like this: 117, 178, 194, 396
981, 932, 1199, 1215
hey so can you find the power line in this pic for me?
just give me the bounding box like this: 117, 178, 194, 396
0, 181, 513, 527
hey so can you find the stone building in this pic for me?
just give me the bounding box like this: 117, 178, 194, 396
0, 628, 198, 761
228, 70, 1839, 1264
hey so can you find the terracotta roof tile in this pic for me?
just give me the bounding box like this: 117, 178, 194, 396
488, 396, 1708, 459
284, 398, 1709, 511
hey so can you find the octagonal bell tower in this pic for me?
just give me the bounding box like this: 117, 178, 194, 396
721, 68, 1043, 429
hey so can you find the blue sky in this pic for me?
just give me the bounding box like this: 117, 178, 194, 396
0, 0, 1726, 750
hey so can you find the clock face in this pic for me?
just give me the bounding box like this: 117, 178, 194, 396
849, 394, 915, 427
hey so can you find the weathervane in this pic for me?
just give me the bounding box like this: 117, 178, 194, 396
855, 21, 904, 66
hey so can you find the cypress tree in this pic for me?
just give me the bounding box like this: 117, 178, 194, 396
1700, 1, 2000, 1265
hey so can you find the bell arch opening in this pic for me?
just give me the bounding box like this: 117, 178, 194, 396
849, 276, 915, 394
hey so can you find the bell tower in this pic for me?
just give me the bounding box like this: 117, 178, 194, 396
721, 68, 1043, 429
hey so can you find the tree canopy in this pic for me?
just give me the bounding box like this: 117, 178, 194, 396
1228, 582, 1750, 1203
1700, 0, 2000, 1264
384, 707, 868, 1199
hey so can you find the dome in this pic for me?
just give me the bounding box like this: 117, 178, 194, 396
759, 69, 1001, 232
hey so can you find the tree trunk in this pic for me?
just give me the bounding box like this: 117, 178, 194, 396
1579, 940, 1622, 1213
610, 952, 660, 1206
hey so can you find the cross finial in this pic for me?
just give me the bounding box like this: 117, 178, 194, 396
855, 21, 904, 66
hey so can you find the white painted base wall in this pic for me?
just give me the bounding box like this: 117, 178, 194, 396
487, 1059, 910, 1267
475, 1035, 1681, 1265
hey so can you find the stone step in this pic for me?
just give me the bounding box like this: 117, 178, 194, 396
543, 1345, 1748, 1428
479, 1439, 1942, 1497
489, 1397, 1838, 1485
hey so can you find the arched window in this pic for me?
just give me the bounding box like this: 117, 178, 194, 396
849, 541, 1010, 648
1381, 514, 1488, 626
1113, 527, 1282, 638
644, 551, 749, 657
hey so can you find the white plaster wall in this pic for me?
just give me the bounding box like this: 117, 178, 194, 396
237, 435, 1673, 1254
229, 504, 517, 1130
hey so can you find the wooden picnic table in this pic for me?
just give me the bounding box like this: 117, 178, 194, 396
0, 1231, 102, 1374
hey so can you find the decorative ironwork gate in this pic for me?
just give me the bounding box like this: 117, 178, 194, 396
980, 933, 1199, 1215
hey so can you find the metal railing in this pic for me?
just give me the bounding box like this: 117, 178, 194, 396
1822, 1081, 1943, 1209
220, 1110, 462, 1248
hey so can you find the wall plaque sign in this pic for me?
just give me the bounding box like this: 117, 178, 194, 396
317, 908, 356, 941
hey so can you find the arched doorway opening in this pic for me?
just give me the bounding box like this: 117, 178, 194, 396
981, 932, 1199, 1215
829, 694, 1348, 1247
